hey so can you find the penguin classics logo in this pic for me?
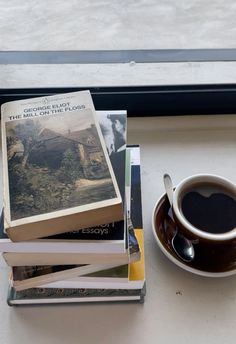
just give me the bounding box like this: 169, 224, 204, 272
42, 97, 49, 105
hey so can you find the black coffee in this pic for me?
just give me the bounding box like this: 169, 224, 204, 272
181, 183, 236, 234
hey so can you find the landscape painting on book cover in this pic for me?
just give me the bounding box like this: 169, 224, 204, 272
6, 109, 116, 221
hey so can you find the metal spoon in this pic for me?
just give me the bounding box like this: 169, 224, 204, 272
163, 174, 195, 263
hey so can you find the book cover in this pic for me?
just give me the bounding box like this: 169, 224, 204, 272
130, 145, 143, 229
125, 146, 141, 260
1, 91, 123, 241
129, 230, 145, 287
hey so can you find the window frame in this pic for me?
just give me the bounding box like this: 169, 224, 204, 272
1, 84, 236, 118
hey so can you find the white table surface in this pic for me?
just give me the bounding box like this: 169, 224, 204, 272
0, 112, 236, 344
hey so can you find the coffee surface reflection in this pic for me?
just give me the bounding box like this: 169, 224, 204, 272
181, 183, 236, 234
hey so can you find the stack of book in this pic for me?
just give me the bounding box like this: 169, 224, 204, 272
0, 91, 145, 305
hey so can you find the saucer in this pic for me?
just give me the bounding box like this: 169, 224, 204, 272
152, 193, 236, 277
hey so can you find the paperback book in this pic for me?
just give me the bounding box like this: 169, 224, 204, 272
7, 285, 146, 305
2, 201, 137, 266
11, 263, 127, 291
1, 91, 123, 241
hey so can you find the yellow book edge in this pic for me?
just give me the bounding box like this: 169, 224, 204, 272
129, 229, 145, 282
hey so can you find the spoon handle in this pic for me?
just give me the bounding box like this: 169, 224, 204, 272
163, 173, 174, 207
